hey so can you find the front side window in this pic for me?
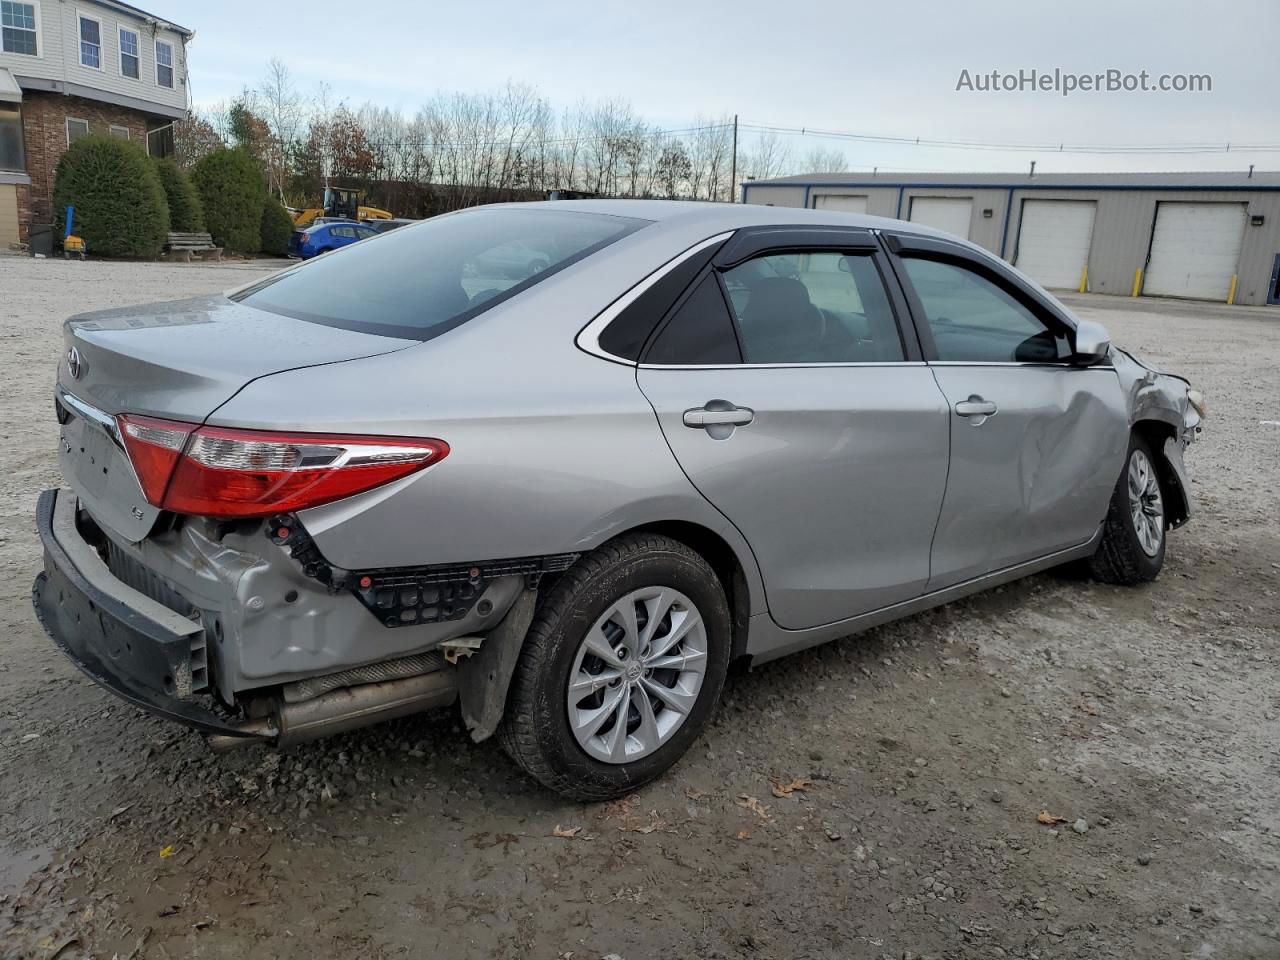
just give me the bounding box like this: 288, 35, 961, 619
721, 251, 905, 363
108, 124, 129, 140
0, 103, 24, 170
1, 1, 37, 56
155, 40, 173, 87
119, 27, 139, 79
78, 15, 100, 68
66, 117, 89, 144
901, 257, 1068, 363
234, 208, 646, 341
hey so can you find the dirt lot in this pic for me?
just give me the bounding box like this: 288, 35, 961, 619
1, 255, 1277, 960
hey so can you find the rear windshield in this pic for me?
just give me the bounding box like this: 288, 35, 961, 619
233, 208, 647, 340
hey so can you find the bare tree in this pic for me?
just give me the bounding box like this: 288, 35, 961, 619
256, 57, 304, 199
740, 129, 792, 182
798, 146, 849, 174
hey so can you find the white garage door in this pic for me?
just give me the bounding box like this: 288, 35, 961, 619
813, 195, 868, 214
1014, 200, 1097, 290
909, 197, 973, 239
1144, 202, 1247, 300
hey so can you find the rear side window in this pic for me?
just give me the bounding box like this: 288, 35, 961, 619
721, 251, 904, 363
234, 209, 646, 341
645, 274, 741, 365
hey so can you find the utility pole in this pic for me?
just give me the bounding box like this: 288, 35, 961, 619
730, 114, 738, 203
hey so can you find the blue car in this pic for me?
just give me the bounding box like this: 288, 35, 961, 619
288, 220, 379, 259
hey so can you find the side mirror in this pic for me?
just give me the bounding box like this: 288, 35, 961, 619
1071, 319, 1111, 366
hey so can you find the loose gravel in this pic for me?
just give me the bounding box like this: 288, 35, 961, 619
0, 256, 1277, 959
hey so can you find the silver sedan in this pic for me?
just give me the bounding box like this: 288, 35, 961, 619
33, 200, 1203, 799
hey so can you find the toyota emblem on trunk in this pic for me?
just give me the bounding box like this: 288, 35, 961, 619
66, 346, 82, 379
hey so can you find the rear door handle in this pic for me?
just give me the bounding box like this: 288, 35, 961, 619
683, 403, 755, 429
954, 396, 998, 418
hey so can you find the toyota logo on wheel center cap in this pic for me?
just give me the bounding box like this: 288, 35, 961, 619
66, 346, 82, 379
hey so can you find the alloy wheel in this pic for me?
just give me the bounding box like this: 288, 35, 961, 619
1127, 448, 1164, 557
566, 586, 708, 764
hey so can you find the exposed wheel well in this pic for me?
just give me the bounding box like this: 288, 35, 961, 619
621, 521, 753, 665
1131, 419, 1190, 528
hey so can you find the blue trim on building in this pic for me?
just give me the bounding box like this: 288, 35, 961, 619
746, 180, 1280, 194
998, 187, 1014, 259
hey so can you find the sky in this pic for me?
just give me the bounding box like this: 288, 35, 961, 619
161, 0, 1280, 175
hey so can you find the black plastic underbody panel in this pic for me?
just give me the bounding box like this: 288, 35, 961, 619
266, 514, 578, 629
32, 489, 257, 738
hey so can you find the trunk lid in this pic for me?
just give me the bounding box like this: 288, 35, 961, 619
58, 293, 415, 542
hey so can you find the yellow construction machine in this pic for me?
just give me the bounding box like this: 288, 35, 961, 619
290, 186, 393, 229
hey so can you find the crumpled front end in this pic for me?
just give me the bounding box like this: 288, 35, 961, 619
1112, 347, 1204, 529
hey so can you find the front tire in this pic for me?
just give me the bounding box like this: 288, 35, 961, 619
498, 534, 730, 801
1089, 434, 1167, 585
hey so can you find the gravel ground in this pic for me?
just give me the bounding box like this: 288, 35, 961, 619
0, 256, 1277, 960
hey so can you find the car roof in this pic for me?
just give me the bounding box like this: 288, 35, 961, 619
495, 198, 964, 246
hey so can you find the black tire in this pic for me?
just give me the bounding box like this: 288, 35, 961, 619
1089, 433, 1166, 585
498, 533, 730, 801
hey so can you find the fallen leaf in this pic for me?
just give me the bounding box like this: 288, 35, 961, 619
1037, 811, 1069, 825
157, 905, 181, 918
736, 795, 773, 822
736, 829, 752, 840
601, 795, 638, 821
551, 825, 581, 839
471, 832, 521, 852
158, 845, 176, 859
770, 777, 813, 798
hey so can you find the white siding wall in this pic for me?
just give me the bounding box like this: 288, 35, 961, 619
0, 0, 186, 114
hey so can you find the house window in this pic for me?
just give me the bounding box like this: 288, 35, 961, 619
0, 103, 24, 171
78, 14, 101, 68
146, 123, 174, 158
0, 0, 38, 56
66, 117, 89, 144
155, 39, 173, 88
119, 27, 139, 79
109, 124, 129, 140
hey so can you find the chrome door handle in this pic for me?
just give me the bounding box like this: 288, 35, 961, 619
683, 403, 755, 428
954, 396, 998, 418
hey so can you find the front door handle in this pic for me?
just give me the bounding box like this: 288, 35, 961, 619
683, 405, 755, 428
954, 396, 998, 419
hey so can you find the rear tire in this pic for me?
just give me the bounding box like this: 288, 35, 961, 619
498, 533, 730, 801
1089, 434, 1166, 585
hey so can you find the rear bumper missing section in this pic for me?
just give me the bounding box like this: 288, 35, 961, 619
31, 488, 265, 740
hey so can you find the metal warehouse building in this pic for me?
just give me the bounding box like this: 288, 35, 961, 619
741, 171, 1280, 306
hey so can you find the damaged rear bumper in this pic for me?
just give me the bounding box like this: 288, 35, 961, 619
31, 488, 264, 740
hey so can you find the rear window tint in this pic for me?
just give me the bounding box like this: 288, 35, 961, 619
233, 208, 647, 340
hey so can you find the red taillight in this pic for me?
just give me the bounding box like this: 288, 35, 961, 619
117, 415, 448, 519
118, 415, 194, 506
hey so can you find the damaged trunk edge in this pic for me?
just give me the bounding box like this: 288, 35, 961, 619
39, 485, 561, 751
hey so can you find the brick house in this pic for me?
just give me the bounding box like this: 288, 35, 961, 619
0, 0, 191, 248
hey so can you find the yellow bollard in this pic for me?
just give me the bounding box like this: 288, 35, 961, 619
1078, 265, 1089, 294
1227, 274, 1238, 305
1131, 268, 1143, 298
